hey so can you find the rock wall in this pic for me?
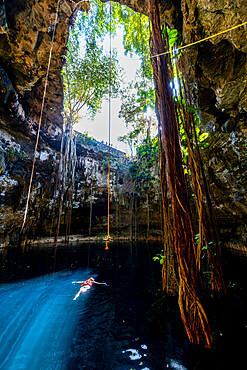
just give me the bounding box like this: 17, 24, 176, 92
0, 0, 91, 134
179, 0, 247, 245
0, 117, 162, 246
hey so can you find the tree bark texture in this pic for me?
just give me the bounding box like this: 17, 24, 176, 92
149, 0, 213, 347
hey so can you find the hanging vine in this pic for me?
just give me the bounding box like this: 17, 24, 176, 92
158, 137, 177, 295
173, 53, 225, 293
148, 0, 217, 347
53, 119, 77, 248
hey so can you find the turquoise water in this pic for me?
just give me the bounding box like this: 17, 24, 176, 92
0, 243, 162, 370
0, 269, 93, 369
0, 243, 246, 369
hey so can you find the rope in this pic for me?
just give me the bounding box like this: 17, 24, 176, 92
20, 0, 61, 233
96, 21, 246, 62
151, 21, 247, 58
105, 0, 112, 249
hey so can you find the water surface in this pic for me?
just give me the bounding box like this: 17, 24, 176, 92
0, 242, 246, 369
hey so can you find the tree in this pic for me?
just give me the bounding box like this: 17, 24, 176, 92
129, 136, 159, 238
63, 27, 120, 123
112, 6, 152, 80
149, 0, 225, 347
53, 6, 120, 245
117, 75, 156, 154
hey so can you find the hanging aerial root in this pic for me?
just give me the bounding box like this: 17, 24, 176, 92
179, 280, 213, 347
174, 54, 225, 293
158, 136, 177, 294
54, 120, 76, 248
149, 0, 215, 347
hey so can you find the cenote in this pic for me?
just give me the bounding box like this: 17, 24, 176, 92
0, 242, 246, 370
0, 0, 247, 369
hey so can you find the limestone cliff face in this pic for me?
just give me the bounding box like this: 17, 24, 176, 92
179, 0, 247, 244
0, 118, 162, 245
0, 0, 246, 246
0, 0, 89, 135
0, 115, 130, 244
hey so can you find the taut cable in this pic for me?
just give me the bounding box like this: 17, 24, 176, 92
151, 21, 247, 58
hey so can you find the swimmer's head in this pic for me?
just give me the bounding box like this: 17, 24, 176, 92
89, 277, 94, 281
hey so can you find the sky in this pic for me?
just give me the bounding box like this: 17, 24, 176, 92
73, 27, 142, 154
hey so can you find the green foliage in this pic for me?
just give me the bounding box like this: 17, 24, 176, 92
228, 281, 237, 288
118, 129, 143, 157
161, 27, 209, 164
172, 91, 209, 167
66, 0, 155, 156
110, 2, 155, 155
190, 107, 209, 149
129, 136, 159, 194
78, 132, 94, 146
117, 9, 152, 80
62, 8, 120, 123
163, 28, 179, 48
76, 0, 152, 81
153, 253, 166, 265
6, 147, 27, 160
118, 75, 156, 155
194, 234, 218, 259
119, 81, 155, 124
160, 26, 210, 167
75, 0, 116, 41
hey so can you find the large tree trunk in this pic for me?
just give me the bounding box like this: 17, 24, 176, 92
149, 0, 213, 347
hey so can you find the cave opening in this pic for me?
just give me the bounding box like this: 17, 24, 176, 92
27, 0, 225, 348
0, 0, 246, 366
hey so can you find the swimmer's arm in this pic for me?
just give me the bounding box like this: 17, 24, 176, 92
93, 281, 107, 285
72, 281, 85, 284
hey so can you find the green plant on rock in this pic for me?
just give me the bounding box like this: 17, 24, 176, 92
153, 253, 166, 265
129, 136, 159, 238
6, 147, 28, 160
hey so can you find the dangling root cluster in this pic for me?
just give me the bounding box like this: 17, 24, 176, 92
149, 0, 225, 347
53, 120, 77, 247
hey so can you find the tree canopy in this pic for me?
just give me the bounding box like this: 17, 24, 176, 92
117, 76, 156, 155
62, 9, 120, 125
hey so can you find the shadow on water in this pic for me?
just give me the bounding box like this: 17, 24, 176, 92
0, 242, 246, 369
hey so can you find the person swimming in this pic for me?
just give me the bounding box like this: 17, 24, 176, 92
72, 277, 107, 300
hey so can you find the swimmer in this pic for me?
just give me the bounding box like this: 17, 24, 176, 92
104, 235, 113, 250
103, 235, 113, 242
72, 277, 107, 300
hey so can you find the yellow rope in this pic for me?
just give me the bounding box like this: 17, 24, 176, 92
107, 142, 110, 238
106, 0, 112, 250
151, 21, 247, 58
107, 0, 112, 240
20, 0, 61, 233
